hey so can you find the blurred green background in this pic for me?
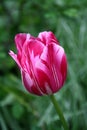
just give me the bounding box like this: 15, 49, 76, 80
0, 0, 87, 130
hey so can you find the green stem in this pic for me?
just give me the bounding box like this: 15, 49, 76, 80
50, 94, 69, 130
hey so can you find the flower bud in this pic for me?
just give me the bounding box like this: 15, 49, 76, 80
9, 31, 67, 96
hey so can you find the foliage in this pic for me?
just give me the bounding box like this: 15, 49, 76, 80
0, 0, 87, 130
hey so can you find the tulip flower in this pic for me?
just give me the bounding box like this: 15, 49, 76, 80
9, 31, 67, 96
9, 31, 68, 130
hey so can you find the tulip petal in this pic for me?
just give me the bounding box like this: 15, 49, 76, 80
38, 31, 59, 45
22, 70, 43, 95
13, 33, 31, 67
35, 46, 56, 93
38, 43, 67, 93
26, 39, 44, 56
22, 49, 46, 95
9, 50, 21, 67
48, 43, 67, 91
35, 60, 52, 94
15, 33, 28, 53
60, 54, 67, 85
51, 44, 67, 86
21, 70, 33, 92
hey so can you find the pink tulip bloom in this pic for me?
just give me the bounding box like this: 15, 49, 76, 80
9, 31, 67, 96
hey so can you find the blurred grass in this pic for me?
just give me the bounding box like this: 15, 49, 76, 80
0, 0, 87, 130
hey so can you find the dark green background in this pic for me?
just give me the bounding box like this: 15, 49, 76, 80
0, 0, 87, 130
